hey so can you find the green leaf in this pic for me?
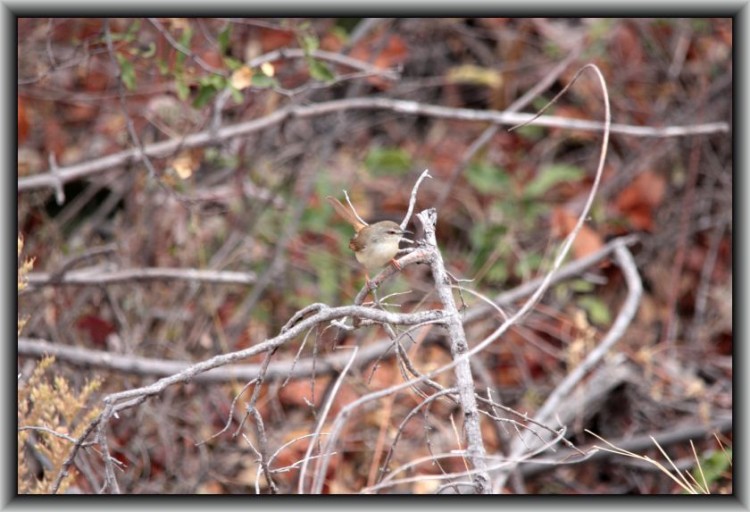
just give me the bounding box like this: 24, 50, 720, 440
179, 25, 194, 47
115, 54, 136, 90
201, 73, 226, 89
469, 222, 508, 277
515, 124, 546, 141
524, 164, 585, 198
175, 26, 193, 68
568, 279, 595, 293
157, 58, 169, 75
307, 251, 338, 305
334, 18, 362, 34
517, 196, 549, 229
331, 25, 351, 43
175, 78, 190, 101
230, 87, 244, 103
128, 20, 142, 38
223, 56, 243, 71
108, 20, 141, 43
577, 296, 611, 326
301, 204, 329, 233
193, 84, 218, 108
517, 252, 543, 278
485, 261, 508, 284
364, 147, 412, 175
251, 74, 278, 88
301, 34, 319, 54
466, 162, 509, 194
693, 449, 731, 489
307, 57, 335, 82
218, 24, 232, 54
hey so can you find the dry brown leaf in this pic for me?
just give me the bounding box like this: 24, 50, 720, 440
18, 96, 29, 144
615, 171, 667, 231
551, 206, 604, 259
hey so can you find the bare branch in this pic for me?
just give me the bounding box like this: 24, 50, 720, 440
18, 97, 727, 194
302, 347, 359, 494
401, 169, 432, 230
418, 208, 490, 493
24, 266, 257, 289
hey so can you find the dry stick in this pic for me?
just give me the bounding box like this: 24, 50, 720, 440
45, 421, 99, 494
47, 415, 102, 494
264, 431, 331, 477
688, 217, 729, 346
523, 248, 642, 425
96, 403, 121, 494
248, 407, 279, 494
299, 347, 359, 494
18, 425, 80, 444
236, 348, 280, 493
401, 169, 433, 231
661, 113, 704, 352
17, 97, 727, 194
420, 208, 490, 493
195, 380, 255, 446
24, 267, 257, 288
377, 387, 459, 485
47, 244, 118, 279
478, 392, 581, 454
105, 307, 443, 410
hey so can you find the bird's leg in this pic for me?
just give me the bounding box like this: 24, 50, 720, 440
365, 272, 377, 291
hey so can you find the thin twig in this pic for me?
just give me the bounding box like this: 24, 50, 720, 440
377, 388, 458, 484
401, 169, 432, 231
301, 347, 359, 494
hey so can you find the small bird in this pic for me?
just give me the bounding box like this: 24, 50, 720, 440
327, 196, 410, 288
